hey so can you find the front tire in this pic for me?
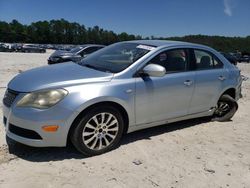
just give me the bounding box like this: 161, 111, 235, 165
70, 105, 124, 156
212, 94, 238, 122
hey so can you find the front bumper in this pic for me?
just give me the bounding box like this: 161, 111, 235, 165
2, 97, 75, 147
47, 58, 67, 65
47, 59, 57, 65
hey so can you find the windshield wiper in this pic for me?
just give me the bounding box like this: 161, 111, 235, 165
83, 64, 98, 69
82, 64, 112, 73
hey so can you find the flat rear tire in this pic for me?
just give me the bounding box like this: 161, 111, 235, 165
212, 94, 238, 122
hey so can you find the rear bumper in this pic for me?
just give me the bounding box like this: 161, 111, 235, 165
236, 76, 243, 100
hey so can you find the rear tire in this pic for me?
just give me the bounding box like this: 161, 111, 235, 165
70, 105, 124, 156
212, 94, 238, 122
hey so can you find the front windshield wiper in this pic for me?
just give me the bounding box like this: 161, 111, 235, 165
81, 63, 112, 73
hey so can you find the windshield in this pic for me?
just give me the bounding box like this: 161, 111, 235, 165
70, 47, 83, 53
78, 43, 154, 73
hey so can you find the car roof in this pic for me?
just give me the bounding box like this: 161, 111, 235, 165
126, 40, 207, 49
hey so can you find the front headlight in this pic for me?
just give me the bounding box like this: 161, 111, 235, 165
17, 89, 68, 109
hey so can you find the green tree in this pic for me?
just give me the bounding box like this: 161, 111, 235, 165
1, 19, 250, 53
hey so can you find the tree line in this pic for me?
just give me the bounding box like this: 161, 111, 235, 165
0, 19, 250, 53
0, 19, 142, 45
166, 35, 250, 54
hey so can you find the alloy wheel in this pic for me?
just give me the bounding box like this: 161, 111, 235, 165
82, 113, 119, 150
214, 101, 230, 117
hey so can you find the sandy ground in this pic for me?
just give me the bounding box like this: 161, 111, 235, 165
0, 51, 250, 188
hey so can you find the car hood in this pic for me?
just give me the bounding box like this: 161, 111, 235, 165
8, 62, 113, 92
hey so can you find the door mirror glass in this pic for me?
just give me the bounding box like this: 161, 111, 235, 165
142, 64, 166, 77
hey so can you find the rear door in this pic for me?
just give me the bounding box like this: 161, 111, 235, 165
188, 49, 227, 114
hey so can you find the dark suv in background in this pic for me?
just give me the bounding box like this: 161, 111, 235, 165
220, 52, 238, 65
48, 44, 105, 64
21, 44, 46, 53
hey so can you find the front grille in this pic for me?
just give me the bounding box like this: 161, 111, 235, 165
9, 123, 42, 140
3, 89, 19, 107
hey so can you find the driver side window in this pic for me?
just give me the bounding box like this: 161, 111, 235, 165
149, 49, 188, 73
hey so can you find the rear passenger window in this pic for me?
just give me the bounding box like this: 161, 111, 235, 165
213, 57, 224, 68
194, 50, 223, 70
149, 49, 187, 73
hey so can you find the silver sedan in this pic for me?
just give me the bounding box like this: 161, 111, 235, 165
3, 40, 242, 156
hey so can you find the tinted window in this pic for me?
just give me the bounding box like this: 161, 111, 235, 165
80, 47, 101, 56
194, 50, 223, 70
149, 49, 187, 73
70, 47, 82, 53
213, 57, 224, 68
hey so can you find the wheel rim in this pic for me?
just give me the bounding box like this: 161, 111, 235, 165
82, 113, 119, 150
214, 101, 230, 117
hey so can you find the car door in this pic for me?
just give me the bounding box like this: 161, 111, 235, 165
135, 48, 195, 125
188, 49, 227, 114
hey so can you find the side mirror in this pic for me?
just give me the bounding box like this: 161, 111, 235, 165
141, 64, 166, 77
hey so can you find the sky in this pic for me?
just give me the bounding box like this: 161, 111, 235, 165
0, 0, 249, 37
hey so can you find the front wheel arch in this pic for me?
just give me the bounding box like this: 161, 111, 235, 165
67, 101, 129, 146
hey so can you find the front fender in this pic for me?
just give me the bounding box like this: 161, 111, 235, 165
61, 79, 135, 139
75, 96, 132, 119
63, 96, 134, 141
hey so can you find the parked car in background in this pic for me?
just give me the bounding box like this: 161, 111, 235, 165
230, 53, 241, 62
48, 44, 105, 64
239, 55, 250, 63
221, 52, 237, 65
21, 44, 46, 53
3, 40, 242, 156
11, 43, 23, 52
0, 43, 14, 52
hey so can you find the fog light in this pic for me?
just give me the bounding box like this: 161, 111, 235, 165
42, 125, 59, 132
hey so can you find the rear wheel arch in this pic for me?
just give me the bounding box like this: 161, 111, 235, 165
212, 87, 236, 110
67, 101, 129, 145
221, 88, 236, 99
212, 94, 238, 122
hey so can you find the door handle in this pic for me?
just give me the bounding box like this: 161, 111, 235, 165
184, 80, 193, 86
218, 76, 226, 81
